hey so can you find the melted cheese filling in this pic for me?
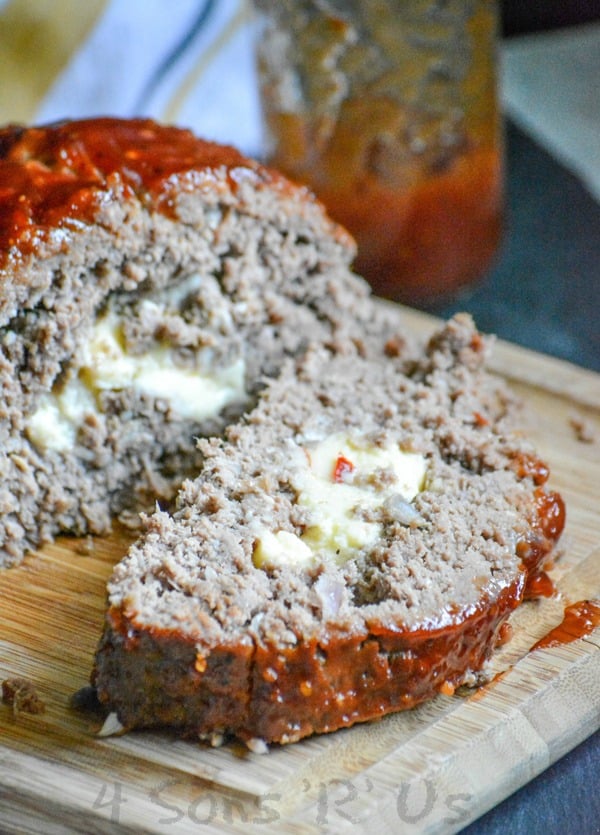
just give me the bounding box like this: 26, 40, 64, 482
26, 282, 246, 452
253, 433, 427, 570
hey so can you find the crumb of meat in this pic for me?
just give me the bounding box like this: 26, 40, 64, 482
2, 677, 45, 716
569, 412, 597, 444
457, 661, 496, 691
383, 335, 406, 358
74, 535, 96, 556
118, 509, 145, 530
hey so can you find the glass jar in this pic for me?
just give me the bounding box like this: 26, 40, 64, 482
254, 0, 503, 307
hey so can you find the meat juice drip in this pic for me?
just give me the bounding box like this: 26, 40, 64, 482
532, 601, 600, 651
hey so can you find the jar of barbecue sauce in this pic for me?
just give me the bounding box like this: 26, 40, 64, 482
254, 0, 503, 307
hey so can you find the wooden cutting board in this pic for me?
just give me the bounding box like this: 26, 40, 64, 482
1, 306, 599, 835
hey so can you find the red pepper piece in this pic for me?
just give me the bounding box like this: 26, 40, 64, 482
333, 454, 354, 483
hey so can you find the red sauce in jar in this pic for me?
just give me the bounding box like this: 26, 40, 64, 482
258, 2, 503, 306
318, 145, 503, 305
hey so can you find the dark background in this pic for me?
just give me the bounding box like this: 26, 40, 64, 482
452, 8, 600, 835
437, 119, 600, 372
430, 1, 600, 373
501, 1, 600, 36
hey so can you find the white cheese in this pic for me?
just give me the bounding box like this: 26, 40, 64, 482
79, 309, 245, 420
25, 291, 246, 453
253, 433, 427, 570
253, 530, 317, 570
25, 378, 96, 452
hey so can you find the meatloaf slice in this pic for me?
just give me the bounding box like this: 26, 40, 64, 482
0, 117, 391, 567
93, 315, 565, 747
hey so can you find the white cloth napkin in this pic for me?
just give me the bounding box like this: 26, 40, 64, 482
3, 0, 263, 157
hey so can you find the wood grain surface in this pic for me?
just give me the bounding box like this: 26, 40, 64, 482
0, 306, 599, 835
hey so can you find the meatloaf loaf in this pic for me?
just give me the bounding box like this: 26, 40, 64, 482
93, 314, 565, 747
0, 117, 391, 567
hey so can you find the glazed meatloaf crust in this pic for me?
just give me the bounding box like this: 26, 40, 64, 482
93, 315, 565, 747
0, 117, 394, 567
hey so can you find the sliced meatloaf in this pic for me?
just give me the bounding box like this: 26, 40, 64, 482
93, 315, 565, 747
0, 117, 393, 567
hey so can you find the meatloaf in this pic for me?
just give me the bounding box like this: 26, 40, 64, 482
93, 315, 565, 747
0, 117, 392, 567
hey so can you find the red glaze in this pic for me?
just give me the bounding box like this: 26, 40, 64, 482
516, 486, 566, 599
0, 117, 279, 267
534, 488, 566, 541
525, 571, 556, 599
96, 578, 525, 743
495, 621, 514, 647
512, 452, 550, 486
532, 600, 600, 651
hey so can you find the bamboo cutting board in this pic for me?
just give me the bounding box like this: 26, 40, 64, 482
0, 306, 599, 835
